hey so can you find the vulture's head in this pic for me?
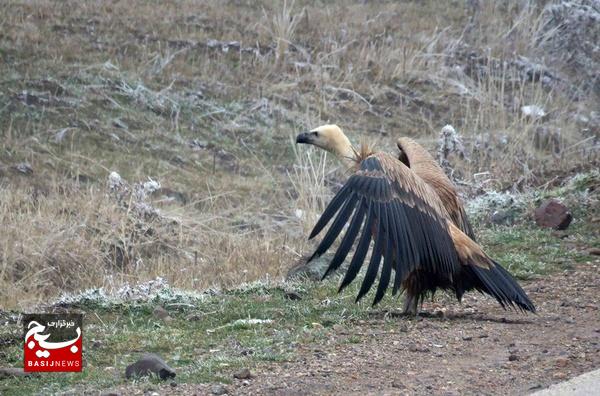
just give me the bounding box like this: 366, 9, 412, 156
296, 124, 354, 158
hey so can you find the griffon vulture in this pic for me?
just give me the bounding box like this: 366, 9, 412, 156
296, 124, 535, 314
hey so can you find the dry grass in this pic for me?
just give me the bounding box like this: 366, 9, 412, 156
0, 0, 598, 308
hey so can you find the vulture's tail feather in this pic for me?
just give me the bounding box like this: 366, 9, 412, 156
470, 262, 536, 313
449, 223, 535, 313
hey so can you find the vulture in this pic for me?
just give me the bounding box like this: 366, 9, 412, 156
295, 124, 535, 315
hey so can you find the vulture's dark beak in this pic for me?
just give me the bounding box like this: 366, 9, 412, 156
296, 132, 312, 144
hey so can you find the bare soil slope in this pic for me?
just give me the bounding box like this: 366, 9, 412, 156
239, 264, 599, 395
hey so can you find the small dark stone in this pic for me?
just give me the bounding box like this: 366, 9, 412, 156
125, 353, 176, 380
284, 290, 302, 301
233, 368, 253, 379
170, 381, 177, 388
462, 336, 473, 341
92, 340, 103, 349
508, 354, 519, 361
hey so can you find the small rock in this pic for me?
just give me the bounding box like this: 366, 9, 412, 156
286, 254, 335, 281
11, 162, 33, 175
553, 372, 567, 380
188, 139, 209, 151
170, 381, 177, 388
125, 353, 176, 380
508, 354, 519, 362
185, 313, 204, 321
462, 336, 473, 341
211, 384, 228, 395
554, 357, 569, 367
534, 199, 572, 230
391, 380, 404, 389
112, 118, 128, 129
284, 290, 302, 301
242, 380, 250, 386
490, 210, 513, 225
233, 368, 253, 380
153, 306, 171, 320
408, 344, 429, 353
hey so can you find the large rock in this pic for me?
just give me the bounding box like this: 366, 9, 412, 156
125, 353, 176, 380
286, 254, 334, 281
534, 199, 573, 230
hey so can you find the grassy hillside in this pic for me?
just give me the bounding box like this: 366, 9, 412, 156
1, 0, 598, 308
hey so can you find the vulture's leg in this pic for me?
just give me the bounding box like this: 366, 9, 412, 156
402, 293, 419, 315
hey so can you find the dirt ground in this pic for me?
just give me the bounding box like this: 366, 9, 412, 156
116, 261, 599, 396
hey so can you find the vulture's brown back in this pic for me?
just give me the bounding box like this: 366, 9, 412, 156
396, 137, 475, 240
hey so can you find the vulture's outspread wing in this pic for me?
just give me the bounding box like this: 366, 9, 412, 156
307, 152, 462, 305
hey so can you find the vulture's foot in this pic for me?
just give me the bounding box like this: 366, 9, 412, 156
401, 294, 419, 316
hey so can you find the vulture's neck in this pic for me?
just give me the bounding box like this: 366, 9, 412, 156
330, 141, 359, 170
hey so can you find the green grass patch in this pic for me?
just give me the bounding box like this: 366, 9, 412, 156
0, 280, 403, 394
479, 220, 596, 279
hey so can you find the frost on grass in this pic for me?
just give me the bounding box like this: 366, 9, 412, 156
465, 170, 599, 226
107, 171, 164, 220
206, 319, 273, 334
51, 276, 302, 310
466, 190, 532, 225
52, 277, 210, 309
437, 124, 467, 179
521, 105, 546, 120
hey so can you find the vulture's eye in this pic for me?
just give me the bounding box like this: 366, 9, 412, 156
312, 131, 319, 136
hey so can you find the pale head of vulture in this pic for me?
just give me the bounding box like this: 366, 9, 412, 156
296, 124, 359, 166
